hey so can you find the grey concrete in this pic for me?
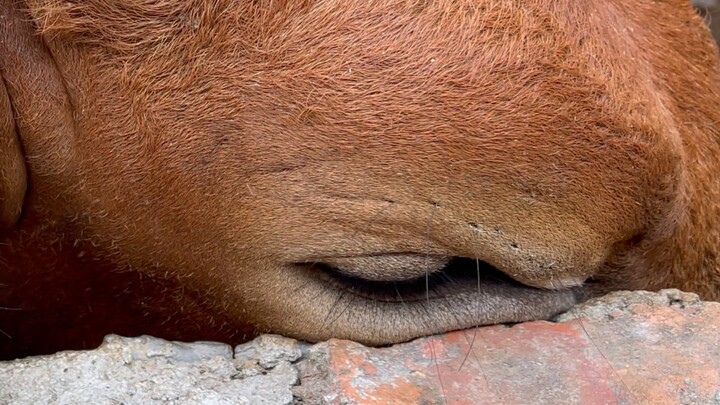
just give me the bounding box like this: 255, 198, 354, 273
554, 288, 702, 322
0, 335, 299, 405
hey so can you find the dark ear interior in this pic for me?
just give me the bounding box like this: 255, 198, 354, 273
0, 70, 27, 228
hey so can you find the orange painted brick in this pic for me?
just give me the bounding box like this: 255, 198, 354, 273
295, 290, 720, 405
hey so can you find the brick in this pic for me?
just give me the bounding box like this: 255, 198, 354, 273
295, 290, 720, 404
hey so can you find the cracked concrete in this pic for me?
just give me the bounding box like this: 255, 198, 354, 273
1, 289, 719, 404
0, 335, 299, 405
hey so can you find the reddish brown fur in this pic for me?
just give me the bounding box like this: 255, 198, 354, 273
1, 0, 719, 359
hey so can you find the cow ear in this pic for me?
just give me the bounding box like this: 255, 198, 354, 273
0, 70, 27, 228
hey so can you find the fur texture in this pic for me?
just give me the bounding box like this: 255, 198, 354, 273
0, 0, 719, 359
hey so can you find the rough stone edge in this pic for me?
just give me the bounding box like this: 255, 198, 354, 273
0, 289, 716, 405
552, 288, 703, 322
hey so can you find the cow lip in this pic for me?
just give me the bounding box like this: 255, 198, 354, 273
305, 257, 553, 303
280, 256, 585, 345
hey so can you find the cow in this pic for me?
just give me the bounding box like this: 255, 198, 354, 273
1, 0, 719, 360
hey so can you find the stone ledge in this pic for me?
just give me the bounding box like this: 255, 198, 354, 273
1, 289, 719, 404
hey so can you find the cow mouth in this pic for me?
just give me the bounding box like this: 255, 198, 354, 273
273, 254, 585, 345
310, 257, 531, 303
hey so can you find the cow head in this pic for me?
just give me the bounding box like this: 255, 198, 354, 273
1, 0, 719, 350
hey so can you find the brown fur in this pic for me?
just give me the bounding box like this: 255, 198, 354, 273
1, 0, 719, 359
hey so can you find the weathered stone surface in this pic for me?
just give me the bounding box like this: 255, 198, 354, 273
0, 335, 298, 405
235, 334, 306, 369
1, 290, 719, 405
292, 289, 719, 405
